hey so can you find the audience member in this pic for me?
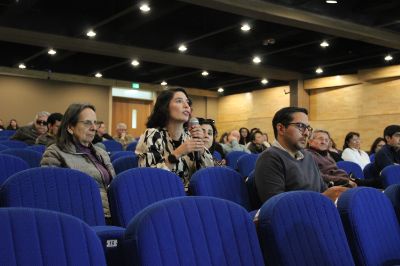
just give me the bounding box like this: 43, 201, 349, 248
113, 122, 134, 150
219, 132, 229, 144
221, 130, 251, 154
41, 103, 115, 223
0, 119, 4, 130
199, 117, 225, 165
135, 88, 214, 190
6, 119, 18, 130
369, 137, 386, 155
247, 130, 268, 154
341, 132, 370, 169
328, 138, 342, 162
36, 112, 63, 146
255, 107, 347, 203
262, 132, 272, 148
239, 127, 250, 145
375, 125, 400, 173
11, 111, 50, 145
307, 129, 356, 187
92, 121, 113, 144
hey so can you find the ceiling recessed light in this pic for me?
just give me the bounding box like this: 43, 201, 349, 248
161, 81, 167, 86
217, 87, 224, 93
252, 56, 262, 64
315, 67, 323, 74
48, 48, 57, 55
95, 72, 102, 78
18, 63, 26, 69
131, 59, 140, 66
241, 23, 251, 32
261, 78, 268, 85
326, 0, 337, 3
178, 44, 187, 52
385, 54, 393, 61
201, 71, 209, 76
320, 40, 329, 47
139, 4, 151, 13
86, 30, 96, 38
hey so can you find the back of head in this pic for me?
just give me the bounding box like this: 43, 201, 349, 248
47, 112, 63, 126
384, 125, 400, 138
272, 107, 308, 138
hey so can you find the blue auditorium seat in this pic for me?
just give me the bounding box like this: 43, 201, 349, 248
0, 139, 28, 149
26, 144, 46, 154
237, 153, 259, 178
213, 150, 222, 160
123, 197, 264, 266
190, 167, 252, 211
0, 167, 125, 266
0, 207, 106, 266
0, 130, 16, 138
0, 154, 29, 185
337, 160, 364, 179
1, 148, 42, 168
258, 191, 354, 266
384, 184, 400, 222
381, 165, 400, 188
112, 155, 138, 175
225, 151, 248, 169
110, 150, 135, 162
102, 140, 123, 152
0, 143, 8, 151
338, 187, 400, 265
245, 170, 262, 210
363, 162, 379, 180
126, 141, 138, 151
108, 167, 185, 227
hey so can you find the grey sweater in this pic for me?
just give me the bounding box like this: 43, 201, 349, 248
255, 146, 327, 203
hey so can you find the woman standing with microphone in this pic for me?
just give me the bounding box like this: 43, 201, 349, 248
135, 88, 214, 191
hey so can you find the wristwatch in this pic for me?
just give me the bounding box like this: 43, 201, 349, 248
168, 154, 179, 164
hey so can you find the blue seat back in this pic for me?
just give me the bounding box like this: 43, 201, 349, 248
112, 155, 138, 175
26, 144, 46, 154
1, 148, 42, 168
110, 151, 135, 162
0, 154, 29, 185
246, 170, 262, 210
363, 162, 379, 180
226, 151, 248, 169
102, 140, 123, 152
109, 168, 185, 227
0, 140, 27, 149
0, 207, 106, 266
213, 150, 222, 161
338, 187, 400, 265
381, 165, 400, 188
190, 167, 251, 210
237, 153, 259, 177
385, 184, 400, 222
369, 153, 375, 163
0, 167, 106, 226
259, 191, 354, 266
0, 144, 8, 151
0, 130, 16, 138
126, 141, 138, 152
124, 197, 264, 266
337, 160, 364, 179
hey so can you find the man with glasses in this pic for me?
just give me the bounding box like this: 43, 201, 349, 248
36, 112, 63, 146
375, 125, 400, 173
114, 122, 134, 150
11, 111, 50, 145
255, 107, 347, 203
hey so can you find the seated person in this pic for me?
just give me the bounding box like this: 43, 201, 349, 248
41, 103, 115, 223
255, 107, 347, 203
247, 130, 268, 154
92, 121, 113, 144
369, 137, 386, 156
262, 132, 272, 148
135, 88, 214, 191
198, 117, 225, 165
6, 119, 19, 130
239, 127, 251, 145
11, 111, 50, 145
341, 132, 370, 169
307, 129, 356, 187
219, 132, 229, 144
328, 138, 342, 162
375, 125, 400, 173
36, 112, 63, 146
113, 122, 134, 150
221, 130, 251, 154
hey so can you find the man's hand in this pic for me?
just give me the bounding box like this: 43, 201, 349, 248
322, 186, 349, 202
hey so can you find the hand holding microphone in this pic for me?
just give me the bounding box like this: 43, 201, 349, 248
188, 117, 205, 162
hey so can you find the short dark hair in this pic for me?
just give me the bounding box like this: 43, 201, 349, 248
146, 88, 191, 128
272, 107, 308, 138
384, 125, 400, 138
250, 130, 263, 142
343, 131, 360, 150
57, 103, 96, 150
47, 113, 63, 126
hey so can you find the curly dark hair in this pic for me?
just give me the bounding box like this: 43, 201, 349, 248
146, 88, 191, 128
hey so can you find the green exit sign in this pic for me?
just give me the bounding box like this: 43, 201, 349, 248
131, 83, 140, 89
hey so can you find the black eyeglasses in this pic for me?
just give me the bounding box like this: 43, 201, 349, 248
36, 120, 48, 126
287, 122, 313, 133
198, 118, 215, 125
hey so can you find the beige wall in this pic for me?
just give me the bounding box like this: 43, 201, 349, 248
217, 86, 290, 141
0, 75, 110, 126
190, 95, 218, 121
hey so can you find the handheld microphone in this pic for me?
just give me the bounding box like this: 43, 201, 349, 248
188, 117, 200, 162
